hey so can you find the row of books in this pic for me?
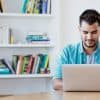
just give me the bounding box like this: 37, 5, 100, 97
0, 0, 51, 14
22, 0, 51, 14
0, 54, 50, 74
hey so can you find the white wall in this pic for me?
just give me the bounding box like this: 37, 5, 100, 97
60, 0, 100, 49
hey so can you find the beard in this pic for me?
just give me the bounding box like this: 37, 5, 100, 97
83, 39, 97, 48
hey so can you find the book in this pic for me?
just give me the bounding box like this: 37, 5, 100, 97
16, 55, 24, 74
0, 59, 11, 74
1, 0, 20, 13
26, 0, 35, 13
4, 59, 15, 74
12, 55, 19, 72
26, 33, 50, 43
0, 68, 10, 74
42, 0, 48, 14
26, 36, 50, 41
22, 55, 32, 74
0, 0, 3, 12
22, 0, 28, 13
29, 41, 50, 45
25, 55, 34, 73
31, 55, 37, 73
47, 0, 51, 14
9, 28, 14, 44
34, 0, 40, 14
0, 59, 8, 70
38, 0, 43, 13
34, 55, 40, 74
37, 54, 49, 73
44, 54, 49, 69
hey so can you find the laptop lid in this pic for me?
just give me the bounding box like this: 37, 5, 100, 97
62, 64, 100, 91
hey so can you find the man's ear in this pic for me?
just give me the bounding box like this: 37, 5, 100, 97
98, 26, 100, 35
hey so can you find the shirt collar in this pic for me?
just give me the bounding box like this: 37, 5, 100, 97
79, 41, 84, 54
93, 42, 100, 54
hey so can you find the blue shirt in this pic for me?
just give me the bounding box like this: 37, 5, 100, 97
53, 42, 100, 79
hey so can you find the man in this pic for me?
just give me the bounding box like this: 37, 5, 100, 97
53, 9, 100, 90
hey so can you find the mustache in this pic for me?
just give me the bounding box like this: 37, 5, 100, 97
86, 39, 95, 42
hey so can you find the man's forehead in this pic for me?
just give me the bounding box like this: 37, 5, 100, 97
80, 21, 99, 27
80, 21, 100, 31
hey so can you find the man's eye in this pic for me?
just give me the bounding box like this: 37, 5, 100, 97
83, 31, 88, 34
92, 31, 97, 34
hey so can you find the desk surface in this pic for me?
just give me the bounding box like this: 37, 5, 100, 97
1, 92, 100, 100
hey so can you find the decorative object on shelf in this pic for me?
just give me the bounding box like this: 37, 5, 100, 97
0, 25, 10, 44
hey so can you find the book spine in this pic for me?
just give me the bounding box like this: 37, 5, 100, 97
34, 56, 40, 74
0, 0, 3, 12
42, 0, 48, 14
22, 55, 32, 74
12, 55, 18, 72
47, 0, 51, 14
25, 55, 34, 73
34, 0, 40, 14
9, 28, 14, 44
4, 59, 15, 74
16, 55, 23, 74
22, 0, 28, 13
26, 0, 34, 13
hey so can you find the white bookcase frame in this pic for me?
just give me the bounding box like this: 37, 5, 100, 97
0, 0, 60, 94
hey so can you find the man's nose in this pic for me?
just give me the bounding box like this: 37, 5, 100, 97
87, 33, 92, 39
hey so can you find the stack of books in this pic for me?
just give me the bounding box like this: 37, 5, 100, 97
26, 32, 50, 44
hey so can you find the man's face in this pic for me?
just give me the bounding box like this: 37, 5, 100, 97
79, 21, 100, 48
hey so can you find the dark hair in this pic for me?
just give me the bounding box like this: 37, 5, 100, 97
79, 9, 100, 26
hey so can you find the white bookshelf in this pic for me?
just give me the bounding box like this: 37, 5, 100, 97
0, 13, 53, 18
0, 74, 53, 95
0, 74, 53, 78
0, 44, 55, 48
0, 0, 60, 94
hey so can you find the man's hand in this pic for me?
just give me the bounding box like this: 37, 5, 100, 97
53, 78, 63, 90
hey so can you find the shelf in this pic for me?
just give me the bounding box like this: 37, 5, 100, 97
0, 74, 53, 79
0, 13, 53, 18
0, 44, 55, 48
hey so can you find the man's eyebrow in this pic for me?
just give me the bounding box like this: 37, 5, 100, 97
82, 30, 88, 33
82, 30, 97, 33
91, 30, 97, 33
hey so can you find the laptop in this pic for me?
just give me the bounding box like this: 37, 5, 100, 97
62, 64, 100, 91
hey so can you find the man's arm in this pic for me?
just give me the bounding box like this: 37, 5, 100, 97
53, 46, 69, 90
53, 78, 63, 90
